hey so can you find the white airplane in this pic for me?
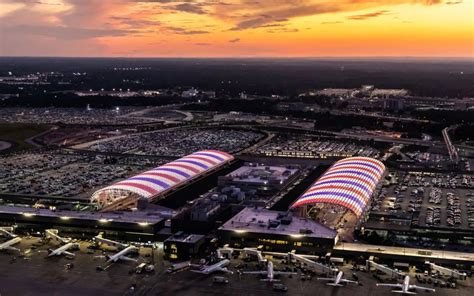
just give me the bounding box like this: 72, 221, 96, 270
242, 261, 297, 282
376, 275, 436, 294
93, 232, 128, 250
106, 245, 139, 263
45, 229, 71, 244
317, 271, 359, 287
0, 237, 22, 252
190, 259, 233, 275
0, 227, 16, 238
48, 242, 79, 257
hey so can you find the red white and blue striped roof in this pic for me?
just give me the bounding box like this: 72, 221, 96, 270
92, 150, 233, 203
290, 157, 385, 217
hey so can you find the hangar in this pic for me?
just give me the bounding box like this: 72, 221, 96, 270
91, 150, 234, 211
291, 157, 386, 217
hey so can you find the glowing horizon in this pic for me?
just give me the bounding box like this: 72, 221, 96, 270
0, 0, 472, 58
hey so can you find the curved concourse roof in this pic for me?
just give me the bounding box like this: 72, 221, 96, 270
91, 150, 233, 208
290, 157, 385, 217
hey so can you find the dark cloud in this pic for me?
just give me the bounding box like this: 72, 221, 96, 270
228, 38, 240, 43
266, 28, 299, 33
195, 42, 211, 46
166, 26, 209, 34
347, 10, 391, 20
445, 0, 462, 4
229, 4, 340, 30
110, 16, 161, 27
171, 3, 208, 14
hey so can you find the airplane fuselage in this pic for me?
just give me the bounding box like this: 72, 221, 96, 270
0, 237, 21, 251
48, 242, 79, 256
106, 245, 138, 263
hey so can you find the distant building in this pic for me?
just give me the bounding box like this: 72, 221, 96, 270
383, 98, 405, 111
218, 163, 300, 199
182, 88, 199, 98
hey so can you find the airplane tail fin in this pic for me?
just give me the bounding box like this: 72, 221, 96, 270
327, 283, 344, 287
261, 279, 280, 282
47, 248, 53, 254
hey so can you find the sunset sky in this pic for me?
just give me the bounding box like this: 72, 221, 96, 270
0, 0, 472, 57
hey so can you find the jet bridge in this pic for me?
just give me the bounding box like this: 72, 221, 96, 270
425, 261, 467, 280
288, 252, 338, 275
366, 257, 404, 279
243, 247, 267, 263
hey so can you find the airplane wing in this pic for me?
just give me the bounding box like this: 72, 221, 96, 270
376, 283, 403, 288
317, 277, 336, 281
218, 267, 233, 274
63, 251, 75, 257
242, 271, 267, 275
4, 246, 20, 252
273, 271, 297, 275
119, 256, 137, 262
410, 285, 436, 292
341, 279, 358, 284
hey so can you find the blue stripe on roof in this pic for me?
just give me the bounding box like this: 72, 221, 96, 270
128, 177, 171, 189
155, 167, 191, 178
310, 179, 372, 196
192, 152, 224, 162
174, 159, 209, 170
332, 161, 383, 175
299, 191, 366, 211
323, 169, 377, 184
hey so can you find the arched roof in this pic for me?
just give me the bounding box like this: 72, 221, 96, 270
91, 150, 233, 208
290, 157, 385, 217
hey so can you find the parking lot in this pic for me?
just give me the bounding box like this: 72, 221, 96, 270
253, 136, 380, 158
88, 128, 264, 157
375, 171, 474, 231
0, 107, 157, 125
0, 151, 163, 199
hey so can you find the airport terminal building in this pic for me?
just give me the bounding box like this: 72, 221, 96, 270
218, 207, 338, 254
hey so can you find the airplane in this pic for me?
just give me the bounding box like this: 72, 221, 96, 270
317, 271, 359, 287
376, 275, 436, 294
0, 227, 16, 238
45, 229, 71, 244
190, 259, 233, 275
242, 261, 297, 282
106, 245, 139, 263
93, 232, 128, 250
48, 242, 79, 257
0, 237, 22, 252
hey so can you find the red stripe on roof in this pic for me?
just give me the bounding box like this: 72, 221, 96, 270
305, 184, 369, 203
164, 163, 200, 174
317, 174, 376, 191
114, 181, 158, 195
204, 150, 232, 159
336, 157, 385, 171
141, 172, 181, 184
326, 165, 380, 178
185, 155, 218, 166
